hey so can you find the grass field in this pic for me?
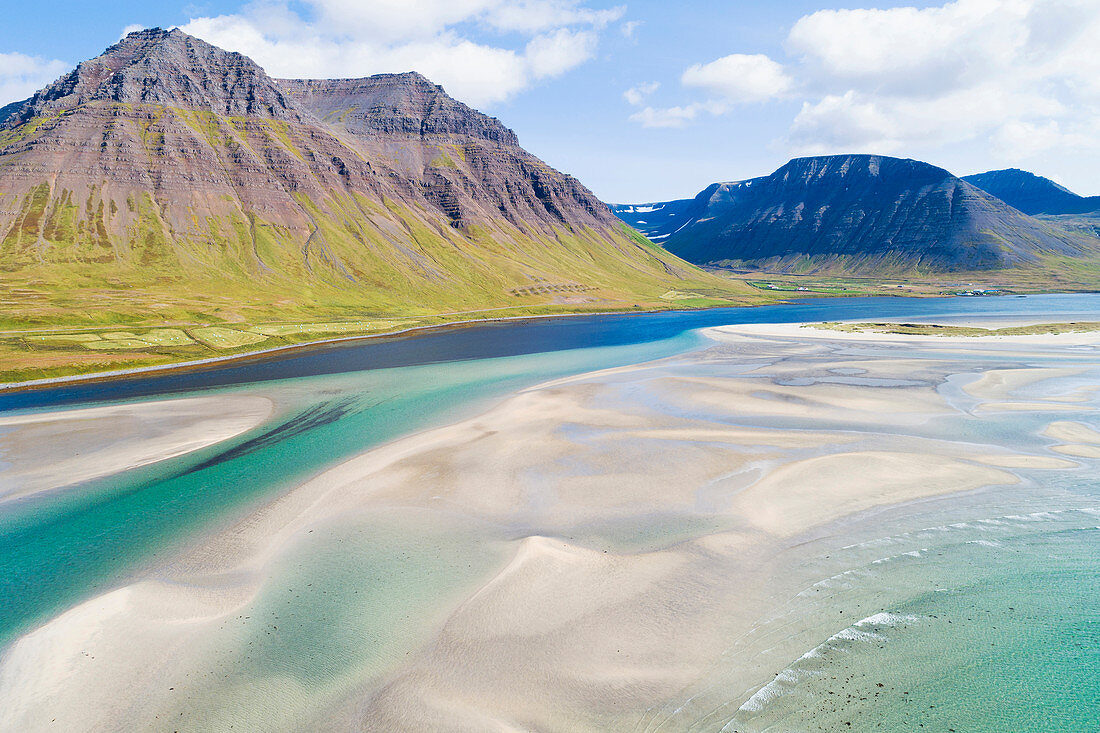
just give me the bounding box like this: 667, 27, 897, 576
720, 256, 1100, 298
0, 300, 769, 385
808, 321, 1100, 337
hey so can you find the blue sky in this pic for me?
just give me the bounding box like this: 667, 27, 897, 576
2, 1, 1097, 202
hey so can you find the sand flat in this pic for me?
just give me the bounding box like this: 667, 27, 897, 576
970, 454, 1078, 469
1050, 444, 1100, 458
0, 395, 274, 501
1042, 420, 1100, 444
2, 321, 1097, 732
963, 367, 1087, 401
730, 451, 1017, 538
711, 320, 1100, 345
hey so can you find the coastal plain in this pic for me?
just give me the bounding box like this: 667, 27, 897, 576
1, 321, 1098, 731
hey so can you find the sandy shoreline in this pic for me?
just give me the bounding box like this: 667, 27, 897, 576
1, 320, 1098, 731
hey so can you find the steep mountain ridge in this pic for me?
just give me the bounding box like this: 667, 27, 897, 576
0, 29, 723, 329
0, 28, 301, 126
278, 73, 517, 143
279, 74, 618, 233
962, 168, 1100, 215
615, 155, 1098, 274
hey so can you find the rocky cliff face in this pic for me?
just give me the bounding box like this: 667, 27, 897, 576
963, 168, 1100, 216
0, 29, 381, 266
279, 74, 517, 144
279, 74, 619, 232
1, 29, 301, 126
618, 155, 1097, 274
0, 29, 699, 325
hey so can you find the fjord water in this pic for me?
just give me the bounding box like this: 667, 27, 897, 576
2, 294, 1100, 729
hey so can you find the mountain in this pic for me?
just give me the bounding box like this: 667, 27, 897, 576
962, 169, 1100, 216
611, 192, 718, 242
614, 155, 1099, 274
276, 74, 615, 235
0, 29, 729, 330
611, 179, 776, 244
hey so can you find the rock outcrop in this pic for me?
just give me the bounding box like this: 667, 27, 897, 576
278, 74, 518, 144
1, 28, 301, 126
279, 73, 619, 233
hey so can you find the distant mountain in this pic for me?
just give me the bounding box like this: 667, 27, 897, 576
962, 168, 1100, 215
614, 155, 1098, 274
0, 29, 717, 328
613, 192, 708, 242
611, 180, 766, 243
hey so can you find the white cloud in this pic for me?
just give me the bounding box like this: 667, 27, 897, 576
629, 100, 728, 129
789, 83, 1067, 153
623, 81, 658, 106
681, 53, 792, 103
620, 20, 641, 39
783, 0, 1100, 157
120, 24, 147, 39
486, 0, 624, 33
629, 104, 702, 129
0, 52, 69, 108
309, 0, 497, 41
631, 0, 1100, 178
786, 1, 1019, 96
179, 0, 620, 108
627, 52, 789, 130
991, 119, 1064, 160
525, 28, 597, 79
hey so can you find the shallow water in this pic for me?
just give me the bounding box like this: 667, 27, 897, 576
671, 348, 1100, 733
3, 294, 1100, 730
723, 497, 1100, 732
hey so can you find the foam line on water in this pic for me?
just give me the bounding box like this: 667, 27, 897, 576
730, 612, 920, 718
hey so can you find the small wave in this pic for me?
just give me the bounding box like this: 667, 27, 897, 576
1003, 510, 1067, 522
841, 507, 1098, 556
735, 612, 919, 714
854, 611, 919, 628
735, 668, 807, 714
871, 548, 928, 565
796, 568, 875, 597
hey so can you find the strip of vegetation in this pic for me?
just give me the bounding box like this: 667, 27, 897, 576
0, 299, 760, 386
807, 321, 1100, 337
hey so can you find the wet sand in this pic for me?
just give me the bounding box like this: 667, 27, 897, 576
1, 323, 1097, 731
0, 396, 274, 502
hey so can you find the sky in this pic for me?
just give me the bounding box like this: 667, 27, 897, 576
1, 0, 1098, 203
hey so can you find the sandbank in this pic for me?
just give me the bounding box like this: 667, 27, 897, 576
0, 395, 274, 501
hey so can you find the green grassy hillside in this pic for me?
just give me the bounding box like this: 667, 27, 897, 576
0, 188, 765, 383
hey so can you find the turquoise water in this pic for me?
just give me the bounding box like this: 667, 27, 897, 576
725, 500, 1100, 732
704, 358, 1100, 732
3, 294, 1100, 730
0, 332, 706, 647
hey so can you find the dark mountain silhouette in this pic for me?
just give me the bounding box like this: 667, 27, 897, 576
614, 155, 1098, 274
962, 168, 1100, 215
